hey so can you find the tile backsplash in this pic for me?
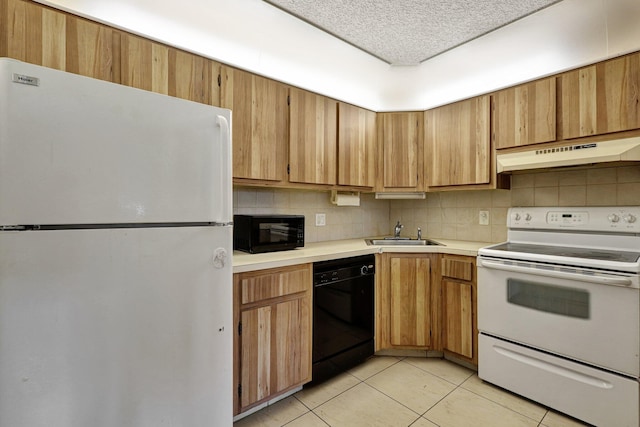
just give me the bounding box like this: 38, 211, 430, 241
233, 188, 390, 243
234, 165, 640, 244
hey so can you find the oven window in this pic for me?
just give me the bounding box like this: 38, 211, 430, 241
507, 279, 590, 319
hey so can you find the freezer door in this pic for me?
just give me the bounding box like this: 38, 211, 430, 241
0, 59, 232, 225
0, 227, 232, 427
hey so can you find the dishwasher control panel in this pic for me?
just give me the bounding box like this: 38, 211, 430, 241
313, 254, 375, 285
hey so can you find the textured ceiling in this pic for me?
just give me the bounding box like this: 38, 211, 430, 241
263, 0, 563, 65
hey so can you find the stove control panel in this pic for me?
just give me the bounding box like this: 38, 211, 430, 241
508, 207, 640, 233
547, 211, 588, 225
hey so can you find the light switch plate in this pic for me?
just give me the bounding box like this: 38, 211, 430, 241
479, 210, 490, 225
315, 213, 326, 226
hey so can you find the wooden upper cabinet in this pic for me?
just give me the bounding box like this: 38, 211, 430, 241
221, 66, 288, 182
425, 96, 491, 188
288, 88, 337, 185
65, 15, 114, 81
560, 52, 640, 139
377, 111, 424, 191
337, 102, 376, 188
165, 49, 215, 105
120, 33, 219, 105
1, 0, 66, 70
493, 77, 556, 149
1, 0, 115, 81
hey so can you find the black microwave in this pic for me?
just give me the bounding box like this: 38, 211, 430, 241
233, 214, 305, 254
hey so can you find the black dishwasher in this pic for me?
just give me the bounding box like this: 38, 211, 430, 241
311, 254, 375, 385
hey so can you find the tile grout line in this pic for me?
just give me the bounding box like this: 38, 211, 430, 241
458, 384, 548, 425
355, 380, 423, 420
302, 357, 408, 426
360, 358, 474, 425
416, 373, 465, 424
297, 371, 365, 426
283, 406, 332, 427
401, 359, 475, 388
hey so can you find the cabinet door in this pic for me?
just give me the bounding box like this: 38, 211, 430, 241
493, 77, 556, 149
65, 15, 115, 81
239, 294, 311, 412
272, 296, 311, 394
289, 88, 337, 185
441, 255, 477, 364
239, 305, 271, 410
338, 102, 376, 187
234, 264, 312, 415
389, 255, 431, 347
1, 0, 114, 82
120, 33, 219, 105
1, 0, 66, 70
378, 112, 424, 191
560, 52, 640, 139
221, 66, 288, 182
442, 279, 473, 359
425, 96, 491, 187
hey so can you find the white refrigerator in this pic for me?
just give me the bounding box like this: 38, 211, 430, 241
0, 59, 233, 426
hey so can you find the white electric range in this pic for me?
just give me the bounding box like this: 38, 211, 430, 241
478, 206, 640, 427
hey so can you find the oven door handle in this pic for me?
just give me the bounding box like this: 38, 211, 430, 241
478, 259, 633, 286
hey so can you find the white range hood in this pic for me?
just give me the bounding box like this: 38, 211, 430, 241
497, 137, 640, 173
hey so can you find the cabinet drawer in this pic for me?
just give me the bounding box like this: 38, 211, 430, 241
237, 264, 312, 305
441, 257, 474, 281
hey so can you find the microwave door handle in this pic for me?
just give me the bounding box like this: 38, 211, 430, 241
478, 259, 633, 287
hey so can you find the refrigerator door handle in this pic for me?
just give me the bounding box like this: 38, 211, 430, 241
216, 115, 232, 223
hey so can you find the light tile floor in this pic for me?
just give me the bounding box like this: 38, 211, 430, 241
234, 356, 592, 427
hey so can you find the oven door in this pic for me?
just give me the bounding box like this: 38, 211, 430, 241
477, 257, 640, 377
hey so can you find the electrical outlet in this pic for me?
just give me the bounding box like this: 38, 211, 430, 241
315, 213, 326, 226
479, 210, 490, 226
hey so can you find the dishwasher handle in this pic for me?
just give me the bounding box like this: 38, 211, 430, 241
478, 258, 634, 287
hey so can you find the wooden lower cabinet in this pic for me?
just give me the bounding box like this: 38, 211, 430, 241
440, 255, 478, 365
375, 253, 440, 351
233, 264, 313, 415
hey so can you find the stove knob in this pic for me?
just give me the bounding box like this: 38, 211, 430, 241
623, 214, 637, 223
524, 214, 532, 221
513, 213, 521, 221
608, 214, 620, 223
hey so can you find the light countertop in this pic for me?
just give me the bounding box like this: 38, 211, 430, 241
233, 238, 492, 273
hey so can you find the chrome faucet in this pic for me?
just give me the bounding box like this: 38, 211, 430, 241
394, 220, 403, 238
417, 227, 422, 240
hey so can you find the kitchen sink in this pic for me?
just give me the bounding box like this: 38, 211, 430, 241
365, 238, 444, 246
